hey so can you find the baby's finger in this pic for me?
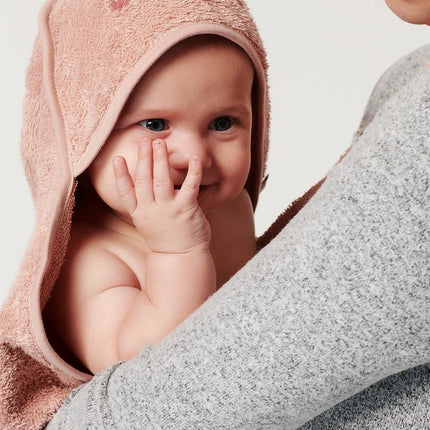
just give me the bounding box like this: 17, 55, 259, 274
176, 156, 202, 206
113, 156, 137, 214
152, 139, 174, 204
134, 140, 154, 205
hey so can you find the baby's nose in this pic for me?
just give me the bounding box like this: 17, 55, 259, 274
167, 137, 212, 170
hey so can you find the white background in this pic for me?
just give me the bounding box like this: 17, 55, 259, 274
1, 1, 428, 306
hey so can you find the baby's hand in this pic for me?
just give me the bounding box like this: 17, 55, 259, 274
112, 139, 211, 253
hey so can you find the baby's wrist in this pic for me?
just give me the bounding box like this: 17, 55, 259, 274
146, 248, 216, 284
149, 244, 211, 257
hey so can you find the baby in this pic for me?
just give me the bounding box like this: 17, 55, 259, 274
43, 35, 258, 375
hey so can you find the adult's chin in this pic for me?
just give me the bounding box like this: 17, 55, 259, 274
385, 0, 430, 25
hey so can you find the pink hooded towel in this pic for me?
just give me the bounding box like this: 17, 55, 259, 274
0, 0, 329, 428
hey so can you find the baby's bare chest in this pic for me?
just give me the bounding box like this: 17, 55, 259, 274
44, 193, 256, 370
103, 227, 255, 291
109, 209, 255, 291
59, 189, 256, 297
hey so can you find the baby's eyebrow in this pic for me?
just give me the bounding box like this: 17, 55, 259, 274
219, 104, 252, 117
120, 108, 171, 123
135, 108, 171, 118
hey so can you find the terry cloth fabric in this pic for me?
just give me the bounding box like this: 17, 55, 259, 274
0, 1, 273, 428
44, 45, 430, 429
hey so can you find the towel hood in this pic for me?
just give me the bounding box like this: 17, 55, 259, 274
0, 1, 269, 429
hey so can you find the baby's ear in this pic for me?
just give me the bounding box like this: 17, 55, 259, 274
260, 174, 269, 192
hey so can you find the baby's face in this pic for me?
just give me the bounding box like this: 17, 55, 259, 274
88, 38, 254, 216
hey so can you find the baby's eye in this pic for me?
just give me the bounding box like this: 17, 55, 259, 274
139, 119, 168, 132
209, 116, 234, 132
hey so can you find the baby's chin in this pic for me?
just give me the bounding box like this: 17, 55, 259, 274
196, 183, 230, 214
198, 185, 246, 215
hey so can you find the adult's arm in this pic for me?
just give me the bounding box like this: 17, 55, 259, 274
300, 363, 429, 429
45, 65, 430, 430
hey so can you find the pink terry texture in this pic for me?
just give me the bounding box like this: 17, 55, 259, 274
0, 0, 323, 428
0, 1, 270, 428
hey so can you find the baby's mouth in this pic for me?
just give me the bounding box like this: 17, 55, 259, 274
173, 184, 211, 190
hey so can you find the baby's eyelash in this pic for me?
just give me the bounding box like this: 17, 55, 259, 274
209, 116, 236, 131
138, 119, 169, 132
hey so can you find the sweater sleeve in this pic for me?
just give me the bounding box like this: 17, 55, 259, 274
300, 363, 430, 429
357, 44, 430, 132
44, 57, 430, 430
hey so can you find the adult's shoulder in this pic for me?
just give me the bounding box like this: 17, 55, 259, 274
357, 44, 430, 133
384, 44, 430, 78
373, 44, 429, 97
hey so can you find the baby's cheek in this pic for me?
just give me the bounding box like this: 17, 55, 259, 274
237, 150, 251, 180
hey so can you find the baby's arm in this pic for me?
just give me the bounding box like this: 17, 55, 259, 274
117, 250, 216, 361
113, 138, 216, 361
56, 138, 216, 375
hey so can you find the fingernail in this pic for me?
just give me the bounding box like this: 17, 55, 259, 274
112, 156, 122, 167
153, 139, 163, 149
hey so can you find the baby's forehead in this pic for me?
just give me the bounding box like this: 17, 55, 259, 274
140, 34, 253, 83
119, 35, 255, 117
166, 34, 251, 59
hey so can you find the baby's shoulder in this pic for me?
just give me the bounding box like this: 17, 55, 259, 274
61, 221, 140, 297
43, 220, 141, 373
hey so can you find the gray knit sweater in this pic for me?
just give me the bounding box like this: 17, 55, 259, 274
45, 45, 430, 430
